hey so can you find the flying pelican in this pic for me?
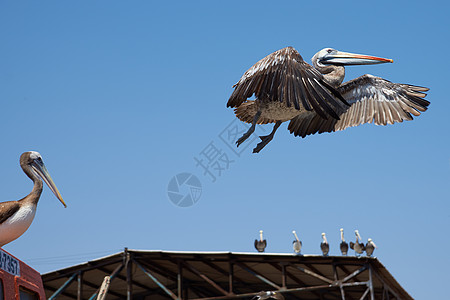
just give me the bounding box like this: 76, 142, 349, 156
228, 47, 430, 153
252, 291, 285, 300
365, 238, 377, 256
292, 230, 302, 254
349, 230, 365, 255
254, 230, 267, 252
340, 228, 349, 256
320, 232, 329, 256
0, 152, 66, 247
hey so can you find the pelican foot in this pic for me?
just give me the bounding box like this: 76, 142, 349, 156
252, 134, 274, 153
236, 131, 253, 147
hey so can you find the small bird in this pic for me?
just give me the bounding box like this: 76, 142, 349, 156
0, 151, 66, 247
320, 233, 329, 256
254, 230, 267, 252
252, 291, 285, 300
349, 230, 365, 255
339, 228, 349, 255
292, 230, 302, 254
365, 238, 377, 256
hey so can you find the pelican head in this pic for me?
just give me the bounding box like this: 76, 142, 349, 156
292, 230, 299, 241
21, 151, 66, 208
313, 48, 393, 67
355, 230, 362, 241
321, 232, 327, 242
368, 238, 378, 248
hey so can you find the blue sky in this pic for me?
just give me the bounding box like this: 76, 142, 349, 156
1, 1, 449, 298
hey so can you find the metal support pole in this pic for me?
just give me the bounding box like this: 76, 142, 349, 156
183, 261, 231, 296
126, 251, 133, 300
359, 287, 370, 300
281, 264, 287, 288
134, 260, 178, 300
368, 265, 375, 300
48, 273, 77, 300
341, 266, 367, 284
236, 262, 281, 290
77, 271, 83, 300
178, 261, 183, 300
290, 264, 333, 284
228, 261, 233, 294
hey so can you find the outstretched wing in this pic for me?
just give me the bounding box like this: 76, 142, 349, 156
227, 47, 349, 120
349, 241, 355, 250
288, 74, 430, 137
335, 74, 430, 130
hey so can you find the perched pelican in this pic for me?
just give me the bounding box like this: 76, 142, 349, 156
228, 47, 430, 153
320, 233, 329, 256
252, 291, 285, 300
365, 238, 377, 256
254, 230, 267, 252
349, 230, 365, 255
292, 230, 302, 254
340, 228, 349, 256
0, 152, 66, 247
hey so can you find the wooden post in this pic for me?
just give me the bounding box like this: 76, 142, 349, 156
96, 276, 111, 300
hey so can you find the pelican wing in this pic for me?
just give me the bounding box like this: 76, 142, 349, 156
227, 47, 349, 120
288, 74, 429, 137
335, 74, 430, 130
0, 201, 20, 224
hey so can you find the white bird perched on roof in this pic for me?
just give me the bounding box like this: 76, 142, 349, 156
340, 228, 349, 256
365, 238, 377, 256
320, 233, 329, 256
292, 230, 302, 254
254, 230, 267, 252
350, 230, 365, 255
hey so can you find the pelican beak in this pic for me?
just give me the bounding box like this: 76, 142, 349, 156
32, 159, 67, 208
323, 50, 393, 65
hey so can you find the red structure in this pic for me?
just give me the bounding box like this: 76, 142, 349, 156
0, 248, 46, 299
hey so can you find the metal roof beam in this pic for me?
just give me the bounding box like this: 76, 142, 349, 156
183, 261, 232, 296
44, 284, 78, 300
134, 259, 179, 300
288, 263, 333, 284
341, 266, 367, 284
48, 272, 77, 300
235, 262, 281, 290
370, 266, 401, 300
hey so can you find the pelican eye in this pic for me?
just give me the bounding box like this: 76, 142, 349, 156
327, 49, 333, 53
